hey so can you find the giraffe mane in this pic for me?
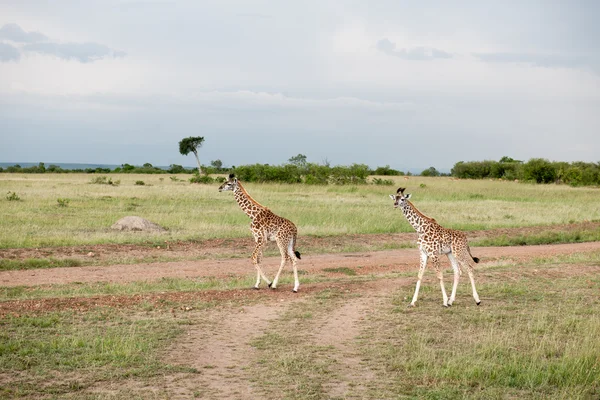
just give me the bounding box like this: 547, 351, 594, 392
235, 179, 268, 210
406, 199, 436, 223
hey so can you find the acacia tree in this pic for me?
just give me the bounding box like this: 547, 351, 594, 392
179, 136, 205, 174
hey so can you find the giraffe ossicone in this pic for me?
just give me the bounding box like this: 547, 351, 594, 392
219, 174, 302, 292
390, 187, 481, 307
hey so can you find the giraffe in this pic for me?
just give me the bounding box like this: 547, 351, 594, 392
218, 174, 302, 292
390, 187, 481, 307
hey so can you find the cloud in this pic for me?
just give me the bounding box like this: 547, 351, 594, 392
22, 42, 126, 63
376, 38, 452, 60
0, 42, 20, 62
0, 23, 125, 63
0, 23, 47, 43
474, 52, 598, 73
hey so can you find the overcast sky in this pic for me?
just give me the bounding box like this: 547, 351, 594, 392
1, 1, 599, 172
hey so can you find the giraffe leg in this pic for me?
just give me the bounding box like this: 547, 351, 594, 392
270, 249, 287, 290
467, 267, 481, 305
410, 249, 428, 307
251, 238, 271, 289
271, 239, 300, 292
447, 253, 461, 306
432, 255, 449, 307
289, 239, 300, 292
291, 255, 300, 293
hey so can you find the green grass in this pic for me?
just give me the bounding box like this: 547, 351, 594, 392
474, 229, 600, 247
1, 174, 599, 248
0, 270, 350, 302
0, 309, 190, 398
0, 257, 82, 271
1, 253, 599, 398
0, 276, 259, 301
323, 267, 357, 276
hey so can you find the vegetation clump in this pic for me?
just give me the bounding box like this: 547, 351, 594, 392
452, 156, 600, 186
56, 198, 70, 207
89, 176, 120, 186
6, 191, 21, 201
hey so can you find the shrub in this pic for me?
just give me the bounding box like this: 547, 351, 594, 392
57, 198, 70, 207
372, 165, 403, 176
329, 164, 369, 185
420, 167, 440, 177
522, 158, 556, 183
135, 180, 145, 186
190, 175, 215, 184
6, 191, 21, 201
371, 178, 394, 186
90, 176, 120, 186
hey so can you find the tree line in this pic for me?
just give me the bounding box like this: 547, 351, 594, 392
451, 157, 600, 186
3, 157, 599, 186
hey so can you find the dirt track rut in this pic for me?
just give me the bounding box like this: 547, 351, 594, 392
2, 242, 599, 288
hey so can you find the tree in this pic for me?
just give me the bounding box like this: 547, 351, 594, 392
420, 167, 440, 177
288, 154, 307, 167
211, 159, 223, 170
179, 136, 205, 174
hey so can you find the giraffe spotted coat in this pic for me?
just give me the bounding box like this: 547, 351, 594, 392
219, 174, 302, 292
391, 187, 481, 307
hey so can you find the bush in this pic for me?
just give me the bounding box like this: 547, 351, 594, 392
190, 175, 215, 184
6, 191, 21, 201
57, 198, 70, 207
371, 178, 394, 186
135, 180, 145, 186
304, 164, 330, 185
329, 164, 369, 185
372, 165, 403, 176
420, 167, 440, 177
90, 176, 120, 186
522, 158, 556, 183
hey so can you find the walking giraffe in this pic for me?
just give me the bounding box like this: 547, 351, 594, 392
219, 174, 302, 292
390, 188, 481, 307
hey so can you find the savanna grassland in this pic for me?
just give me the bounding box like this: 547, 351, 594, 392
1, 173, 599, 399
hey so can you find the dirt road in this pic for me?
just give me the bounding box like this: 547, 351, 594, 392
2, 241, 599, 288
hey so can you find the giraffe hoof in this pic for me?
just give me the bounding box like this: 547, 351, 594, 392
253, 286, 260, 290
268, 282, 273, 288
476, 301, 481, 306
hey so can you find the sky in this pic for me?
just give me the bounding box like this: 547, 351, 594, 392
1, 0, 599, 172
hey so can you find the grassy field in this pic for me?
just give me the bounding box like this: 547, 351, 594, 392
1, 173, 599, 398
1, 252, 599, 398
1, 173, 599, 249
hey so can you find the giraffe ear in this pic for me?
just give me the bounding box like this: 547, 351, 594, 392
405, 193, 411, 199
389, 194, 395, 200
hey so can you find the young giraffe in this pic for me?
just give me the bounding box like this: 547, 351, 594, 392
218, 174, 302, 292
390, 187, 481, 307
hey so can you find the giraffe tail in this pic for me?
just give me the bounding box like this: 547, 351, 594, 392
467, 244, 479, 263
295, 250, 301, 260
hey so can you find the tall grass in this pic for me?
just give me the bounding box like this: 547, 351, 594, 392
1, 174, 599, 248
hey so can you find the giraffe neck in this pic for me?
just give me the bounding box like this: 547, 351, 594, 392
401, 200, 434, 233
233, 181, 267, 220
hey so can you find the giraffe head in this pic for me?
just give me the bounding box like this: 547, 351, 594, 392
389, 187, 411, 208
218, 173, 239, 192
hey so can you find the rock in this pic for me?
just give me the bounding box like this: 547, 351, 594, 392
111, 216, 166, 232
